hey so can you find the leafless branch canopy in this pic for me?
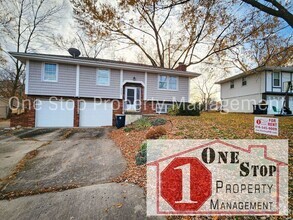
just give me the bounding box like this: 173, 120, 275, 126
0, 0, 65, 98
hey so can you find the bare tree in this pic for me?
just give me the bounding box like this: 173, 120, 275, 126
70, 0, 280, 69
0, 0, 65, 99
241, 0, 293, 27
223, 33, 293, 73
192, 66, 224, 110
51, 30, 108, 59
160, 0, 293, 27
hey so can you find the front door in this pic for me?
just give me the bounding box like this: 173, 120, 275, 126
125, 86, 140, 111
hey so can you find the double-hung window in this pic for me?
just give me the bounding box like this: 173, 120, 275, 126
169, 76, 177, 90
156, 103, 173, 114
96, 69, 110, 86
43, 63, 58, 82
159, 75, 168, 89
273, 72, 280, 87
159, 75, 178, 90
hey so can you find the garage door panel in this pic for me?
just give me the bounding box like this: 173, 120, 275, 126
79, 102, 113, 127
36, 100, 74, 127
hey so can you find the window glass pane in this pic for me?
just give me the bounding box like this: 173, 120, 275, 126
273, 73, 280, 79
159, 75, 167, 89
127, 88, 135, 104
97, 69, 110, 85
273, 73, 280, 86
44, 64, 57, 81
156, 104, 166, 113
169, 77, 177, 90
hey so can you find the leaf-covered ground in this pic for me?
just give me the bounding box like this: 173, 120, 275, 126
110, 112, 292, 218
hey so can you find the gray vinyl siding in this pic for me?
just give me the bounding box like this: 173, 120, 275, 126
27, 60, 191, 101
147, 73, 189, 102
28, 61, 76, 96
79, 66, 120, 99
123, 70, 145, 83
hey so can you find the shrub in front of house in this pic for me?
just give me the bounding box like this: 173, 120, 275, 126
168, 103, 200, 116
135, 142, 147, 165
145, 126, 167, 139
150, 118, 167, 126
133, 117, 152, 130
123, 127, 134, 132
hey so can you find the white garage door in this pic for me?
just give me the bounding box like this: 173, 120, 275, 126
79, 101, 113, 127
35, 100, 74, 127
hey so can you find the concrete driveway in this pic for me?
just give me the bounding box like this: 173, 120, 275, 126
0, 127, 150, 219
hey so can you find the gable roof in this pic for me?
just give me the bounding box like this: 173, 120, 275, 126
9, 52, 200, 78
216, 66, 293, 84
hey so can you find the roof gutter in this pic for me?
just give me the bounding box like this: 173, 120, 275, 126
9, 52, 200, 78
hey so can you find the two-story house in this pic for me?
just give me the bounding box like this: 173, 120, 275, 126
216, 66, 293, 114
9, 52, 200, 128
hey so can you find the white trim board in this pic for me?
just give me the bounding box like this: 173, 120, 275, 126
76, 64, 80, 97
25, 60, 29, 94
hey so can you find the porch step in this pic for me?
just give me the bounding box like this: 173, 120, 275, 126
124, 111, 141, 115
125, 114, 142, 125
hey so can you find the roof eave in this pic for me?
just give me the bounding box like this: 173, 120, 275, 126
9, 52, 200, 78
216, 66, 293, 84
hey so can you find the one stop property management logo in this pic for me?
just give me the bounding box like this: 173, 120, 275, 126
147, 139, 288, 216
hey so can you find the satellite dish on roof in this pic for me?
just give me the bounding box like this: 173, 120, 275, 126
68, 48, 81, 58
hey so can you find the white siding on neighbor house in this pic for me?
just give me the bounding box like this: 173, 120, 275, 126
222, 93, 263, 113
282, 72, 292, 92
221, 73, 263, 99
265, 71, 272, 92
123, 70, 145, 84
260, 72, 266, 93
79, 66, 120, 99
28, 61, 76, 97
147, 73, 189, 102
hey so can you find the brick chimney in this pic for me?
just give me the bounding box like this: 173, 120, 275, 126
175, 62, 187, 71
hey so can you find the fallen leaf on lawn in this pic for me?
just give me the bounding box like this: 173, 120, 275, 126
116, 203, 123, 208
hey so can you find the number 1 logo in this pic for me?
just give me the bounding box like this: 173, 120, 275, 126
160, 157, 212, 211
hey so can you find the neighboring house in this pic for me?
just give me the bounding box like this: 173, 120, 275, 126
0, 97, 9, 119
216, 66, 293, 114
9, 52, 199, 128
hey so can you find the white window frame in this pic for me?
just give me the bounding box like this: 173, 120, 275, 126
273, 72, 281, 87
242, 77, 247, 86
42, 63, 58, 82
158, 75, 178, 91
156, 103, 173, 114
230, 80, 234, 89
96, 69, 110, 86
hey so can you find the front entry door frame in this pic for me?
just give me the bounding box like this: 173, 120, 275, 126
125, 86, 140, 111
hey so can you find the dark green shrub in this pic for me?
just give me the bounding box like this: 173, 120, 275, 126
151, 118, 167, 126
168, 105, 180, 116
168, 103, 200, 116
136, 142, 147, 165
